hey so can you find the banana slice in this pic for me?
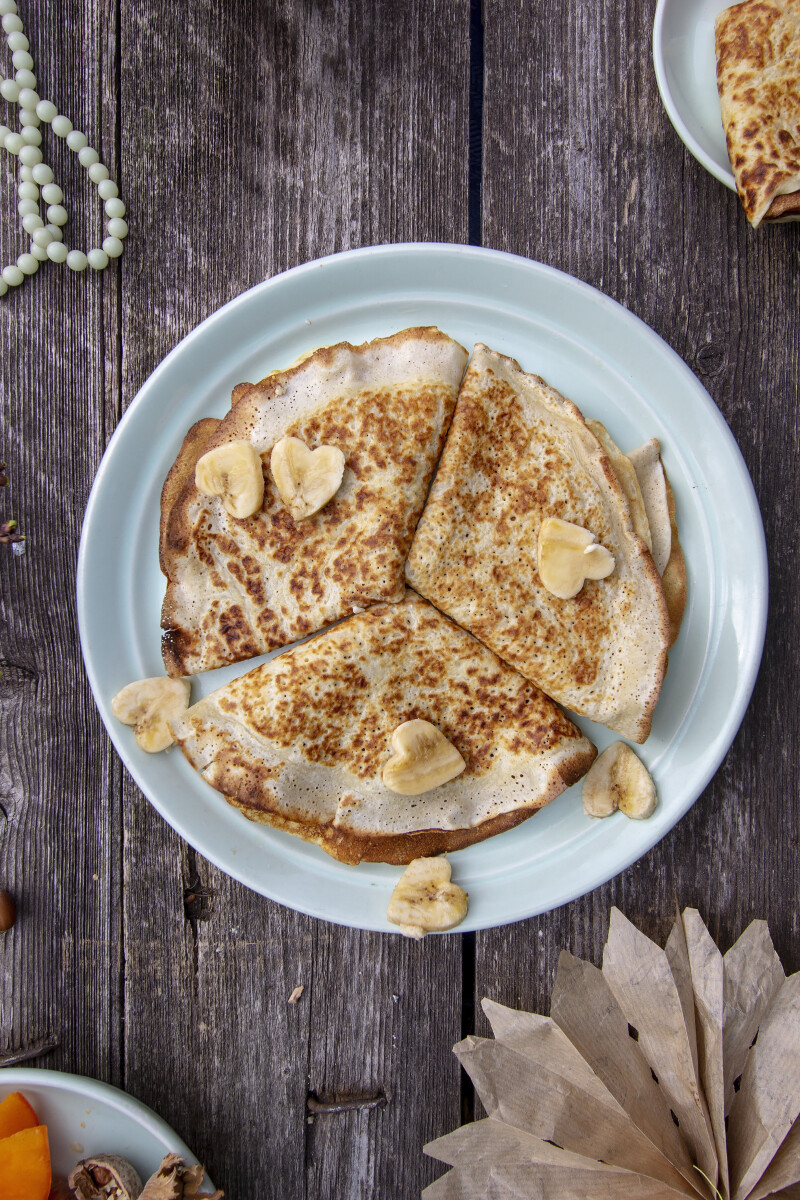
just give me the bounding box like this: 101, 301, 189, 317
582, 741, 657, 819
382, 719, 466, 795
111, 676, 191, 753
270, 436, 346, 521
195, 439, 265, 519
387, 857, 468, 938
537, 517, 615, 600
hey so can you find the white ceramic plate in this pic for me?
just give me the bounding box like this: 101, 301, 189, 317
77, 244, 766, 932
0, 1068, 215, 1189
653, 0, 736, 189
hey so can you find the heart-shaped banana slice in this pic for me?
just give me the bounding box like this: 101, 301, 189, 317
111, 676, 191, 753
387, 856, 469, 937
382, 719, 466, 796
195, 440, 265, 519
270, 436, 346, 521
582, 741, 657, 819
537, 516, 615, 600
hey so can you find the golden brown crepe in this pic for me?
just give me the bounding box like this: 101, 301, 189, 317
160, 328, 468, 675
405, 346, 671, 744
170, 592, 596, 865
715, 0, 800, 225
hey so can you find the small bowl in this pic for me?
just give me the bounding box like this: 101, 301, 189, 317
653, 0, 735, 190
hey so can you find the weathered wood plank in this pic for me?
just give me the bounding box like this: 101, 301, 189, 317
119, 1, 470, 1195
476, 0, 800, 1047
0, 0, 122, 1079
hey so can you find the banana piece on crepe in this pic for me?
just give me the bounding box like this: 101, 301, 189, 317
169, 591, 596, 865
160, 328, 468, 675
405, 345, 672, 744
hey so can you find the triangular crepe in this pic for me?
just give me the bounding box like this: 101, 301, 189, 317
160, 328, 468, 675
170, 591, 596, 864
405, 345, 670, 742
716, 0, 800, 227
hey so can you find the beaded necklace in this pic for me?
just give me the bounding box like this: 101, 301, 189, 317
0, 0, 127, 294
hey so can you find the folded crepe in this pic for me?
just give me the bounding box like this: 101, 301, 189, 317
160, 328, 468, 675
170, 591, 596, 865
716, 0, 800, 226
405, 346, 671, 744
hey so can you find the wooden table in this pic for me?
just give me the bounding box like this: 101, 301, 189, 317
1, 1, 797, 1195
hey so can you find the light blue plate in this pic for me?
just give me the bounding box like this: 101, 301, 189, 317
77, 244, 766, 932
0, 1068, 213, 1189
653, 0, 735, 190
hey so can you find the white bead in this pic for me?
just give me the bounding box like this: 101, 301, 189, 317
17, 86, 38, 107
2, 13, 23, 31
12, 49, 32, 70
17, 198, 38, 216
0, 279, 7, 296
51, 114, 72, 137
21, 126, 41, 146
3, 131, 22, 154
17, 253, 38, 275
14, 69, 36, 89
45, 223, 62, 241
6, 31, 27, 51
66, 250, 88, 272
21, 212, 43, 233
46, 204, 67, 225
35, 99, 57, 123
18, 181, 38, 199
102, 235, 124, 258
40, 182, 61, 204
104, 197, 125, 218
106, 217, 128, 239
97, 179, 118, 200
88, 248, 109, 270
66, 129, 87, 151
30, 242, 48, 260
19, 107, 40, 127
31, 226, 52, 246
0, 0, 18, 16
18, 145, 42, 166
19, 164, 34, 181
46, 241, 67, 263
2, 265, 23, 286
88, 161, 109, 183
0, 78, 19, 102
78, 145, 99, 167
31, 163, 53, 184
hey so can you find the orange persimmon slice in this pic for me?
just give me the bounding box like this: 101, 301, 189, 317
0, 1091, 40, 1139
0, 1123, 52, 1200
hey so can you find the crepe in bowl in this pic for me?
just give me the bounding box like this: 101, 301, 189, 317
715, 0, 800, 226
170, 591, 596, 865
405, 345, 671, 744
160, 327, 468, 675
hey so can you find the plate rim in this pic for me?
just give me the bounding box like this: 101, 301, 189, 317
77, 241, 768, 931
652, 0, 737, 191
0, 1067, 212, 1185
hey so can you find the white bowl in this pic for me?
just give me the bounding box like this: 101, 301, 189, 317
653, 0, 736, 189
0, 1069, 215, 1190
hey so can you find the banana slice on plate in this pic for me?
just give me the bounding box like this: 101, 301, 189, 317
387, 857, 469, 938
111, 676, 191, 753
582, 741, 657, 820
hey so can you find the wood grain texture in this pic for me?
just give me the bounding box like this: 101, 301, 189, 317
0, 0, 122, 1083
118, 1, 470, 1196
475, 0, 800, 1036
